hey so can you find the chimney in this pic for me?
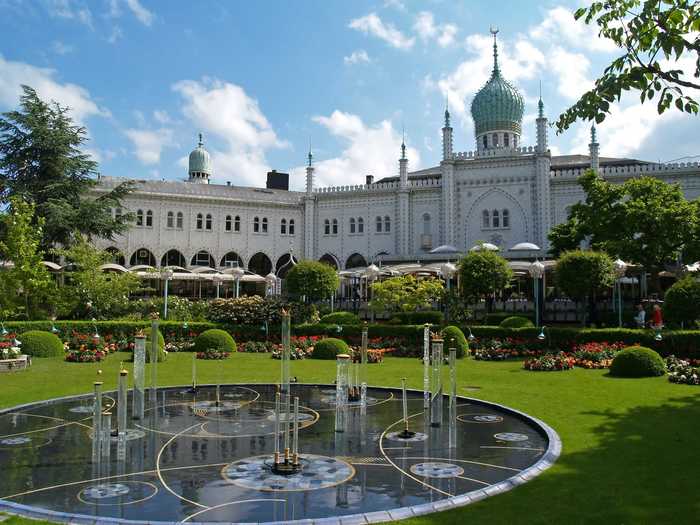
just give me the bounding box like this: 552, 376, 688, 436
266, 170, 289, 191
365, 174, 374, 185
226, 181, 231, 186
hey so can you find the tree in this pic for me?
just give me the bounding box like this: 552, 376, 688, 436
556, 0, 700, 133
0, 197, 55, 319
285, 260, 340, 302
0, 85, 133, 251
370, 275, 444, 313
549, 170, 700, 291
55, 235, 139, 319
457, 249, 513, 311
555, 250, 616, 326
663, 276, 700, 327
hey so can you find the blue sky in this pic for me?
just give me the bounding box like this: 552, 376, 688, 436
1, 0, 698, 190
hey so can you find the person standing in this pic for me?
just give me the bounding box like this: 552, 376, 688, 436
634, 304, 646, 328
652, 304, 663, 330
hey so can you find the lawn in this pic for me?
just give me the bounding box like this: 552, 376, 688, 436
2, 352, 700, 524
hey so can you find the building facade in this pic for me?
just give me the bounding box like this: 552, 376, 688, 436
94, 34, 700, 275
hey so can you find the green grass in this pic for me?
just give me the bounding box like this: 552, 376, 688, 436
2, 352, 700, 524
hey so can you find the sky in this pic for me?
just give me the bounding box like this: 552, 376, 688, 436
1, 0, 698, 190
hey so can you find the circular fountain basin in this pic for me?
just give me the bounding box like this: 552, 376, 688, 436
0, 384, 560, 524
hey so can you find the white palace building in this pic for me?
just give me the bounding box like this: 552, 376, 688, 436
94, 34, 700, 280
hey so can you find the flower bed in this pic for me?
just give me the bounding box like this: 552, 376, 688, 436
666, 355, 700, 385
472, 338, 545, 361
572, 342, 624, 369
64, 332, 109, 362
523, 353, 576, 371
196, 351, 230, 360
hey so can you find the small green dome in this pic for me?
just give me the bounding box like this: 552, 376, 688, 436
470, 33, 524, 136
189, 133, 212, 175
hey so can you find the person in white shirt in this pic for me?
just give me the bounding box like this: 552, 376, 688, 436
634, 304, 646, 328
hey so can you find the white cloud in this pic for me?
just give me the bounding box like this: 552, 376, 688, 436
47, 0, 93, 28
124, 127, 174, 165
124, 0, 154, 26
530, 6, 616, 53
107, 26, 123, 43
548, 47, 592, 100
0, 55, 108, 124
153, 109, 172, 124
349, 13, 414, 50
51, 40, 73, 55
383, 0, 405, 11
343, 50, 371, 65
413, 11, 457, 48
172, 78, 287, 186
292, 110, 421, 189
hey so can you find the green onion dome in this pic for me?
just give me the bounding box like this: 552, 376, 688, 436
188, 133, 212, 175
470, 32, 524, 136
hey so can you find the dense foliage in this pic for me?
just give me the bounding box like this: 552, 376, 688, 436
0, 86, 133, 250
389, 310, 444, 325
143, 326, 166, 362
663, 276, 700, 327
319, 311, 361, 325
610, 346, 666, 377
370, 275, 444, 313
285, 260, 340, 301
311, 337, 349, 360
192, 329, 236, 357
207, 296, 312, 325
555, 250, 616, 322
499, 316, 535, 329
457, 249, 513, 305
555, 0, 700, 133
17, 330, 63, 357
440, 325, 468, 358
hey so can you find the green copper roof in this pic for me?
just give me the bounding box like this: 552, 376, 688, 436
188, 133, 212, 174
470, 32, 524, 136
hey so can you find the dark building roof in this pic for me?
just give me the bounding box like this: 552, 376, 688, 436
550, 154, 650, 169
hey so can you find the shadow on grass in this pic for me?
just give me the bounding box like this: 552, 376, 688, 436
403, 391, 700, 525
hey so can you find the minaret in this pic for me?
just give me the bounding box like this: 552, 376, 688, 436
589, 124, 600, 172
536, 94, 548, 153
442, 100, 453, 160
399, 133, 408, 188
303, 148, 316, 260
305, 148, 314, 195
397, 137, 410, 255
534, 93, 552, 254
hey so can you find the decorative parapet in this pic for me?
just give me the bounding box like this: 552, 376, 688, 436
551, 161, 700, 179
451, 146, 537, 160
314, 176, 442, 194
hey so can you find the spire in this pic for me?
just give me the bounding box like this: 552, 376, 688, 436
401, 127, 406, 160
198, 132, 203, 147
490, 26, 500, 76
538, 80, 544, 118
590, 123, 598, 144
444, 94, 451, 127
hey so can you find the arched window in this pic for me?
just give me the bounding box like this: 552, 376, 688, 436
205, 213, 212, 231
281, 218, 287, 235
482, 210, 490, 228
349, 217, 356, 234
166, 211, 174, 228
492, 133, 499, 147
176, 212, 183, 229
357, 217, 364, 233
324, 219, 330, 235
504, 133, 510, 147
513, 135, 518, 147
225, 215, 232, 232
423, 213, 431, 235
502, 209, 510, 228
145, 210, 153, 227
492, 209, 500, 228
196, 213, 203, 230
332, 219, 338, 235
114, 207, 123, 220
234, 215, 240, 232
136, 209, 144, 226
482, 135, 488, 149
289, 219, 295, 235
253, 216, 260, 233
262, 217, 268, 233
376, 216, 382, 233
384, 215, 391, 232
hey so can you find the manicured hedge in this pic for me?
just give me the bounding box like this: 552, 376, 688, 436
483, 312, 535, 325
441, 326, 468, 358
17, 330, 64, 357
499, 316, 535, 329
389, 311, 444, 325
319, 312, 361, 325
610, 346, 666, 377
143, 326, 166, 363
312, 338, 349, 359
193, 329, 237, 355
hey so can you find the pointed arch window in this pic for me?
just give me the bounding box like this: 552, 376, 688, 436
136, 209, 144, 227
166, 211, 174, 228
349, 217, 356, 234
504, 133, 510, 147
423, 213, 431, 235
225, 215, 232, 232
289, 219, 295, 235
482, 135, 488, 149
357, 217, 364, 233
502, 209, 510, 228
205, 213, 212, 231
492, 133, 499, 147
145, 210, 153, 227
234, 215, 241, 232
332, 218, 338, 235
253, 216, 260, 233
281, 218, 287, 235
176, 212, 184, 229
324, 219, 330, 235
384, 216, 391, 232
482, 210, 490, 228
492, 209, 500, 228
262, 217, 268, 233
376, 216, 383, 233
196, 213, 203, 230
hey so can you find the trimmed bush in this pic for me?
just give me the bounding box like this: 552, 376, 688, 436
441, 325, 469, 358
664, 277, 700, 327
17, 330, 63, 357
193, 329, 236, 356
390, 311, 444, 325
609, 346, 666, 377
319, 312, 361, 325
483, 312, 534, 326
499, 316, 535, 329
312, 338, 349, 360
143, 326, 167, 363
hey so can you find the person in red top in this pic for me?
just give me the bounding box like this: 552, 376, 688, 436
652, 304, 663, 330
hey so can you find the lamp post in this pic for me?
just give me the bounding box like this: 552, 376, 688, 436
529, 260, 545, 328
230, 265, 245, 298
212, 274, 224, 299
265, 272, 277, 297
439, 262, 457, 291
613, 258, 627, 328
365, 263, 380, 323
161, 268, 174, 320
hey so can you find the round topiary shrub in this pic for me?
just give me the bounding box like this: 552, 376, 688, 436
143, 327, 167, 363
18, 330, 64, 357
312, 338, 349, 360
193, 329, 236, 357
319, 312, 361, 325
663, 276, 700, 328
610, 346, 665, 377
499, 316, 535, 329
440, 325, 469, 358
